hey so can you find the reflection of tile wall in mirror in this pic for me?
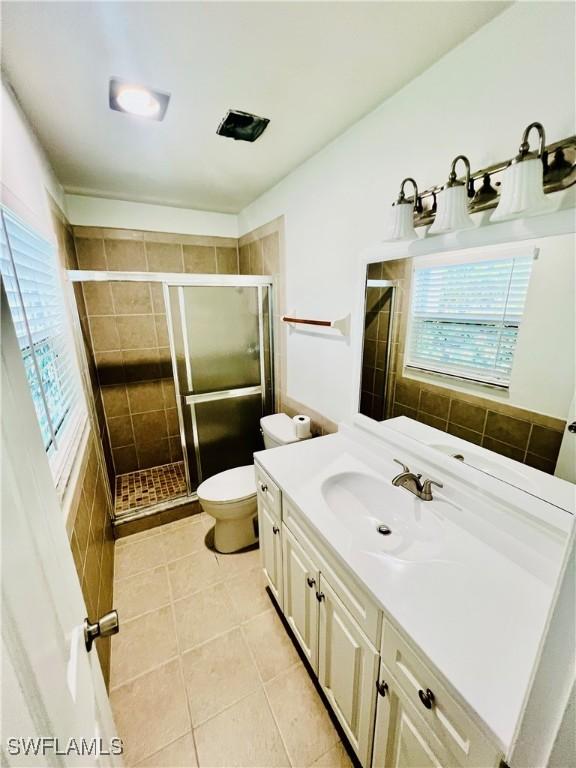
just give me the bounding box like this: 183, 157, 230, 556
360, 254, 568, 475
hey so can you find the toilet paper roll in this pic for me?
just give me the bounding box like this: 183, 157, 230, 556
293, 414, 312, 439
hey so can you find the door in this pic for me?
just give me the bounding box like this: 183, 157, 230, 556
282, 526, 320, 671
166, 283, 272, 489
318, 576, 379, 767
259, 502, 283, 607
372, 670, 450, 768
1, 285, 121, 766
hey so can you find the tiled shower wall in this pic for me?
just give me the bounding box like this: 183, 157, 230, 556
366, 257, 567, 474
52, 206, 115, 683
72, 227, 239, 477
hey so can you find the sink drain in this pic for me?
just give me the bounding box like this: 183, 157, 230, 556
377, 524, 392, 536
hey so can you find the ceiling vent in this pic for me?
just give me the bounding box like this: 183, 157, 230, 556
216, 109, 270, 142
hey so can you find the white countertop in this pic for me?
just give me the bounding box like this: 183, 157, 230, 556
254, 427, 572, 753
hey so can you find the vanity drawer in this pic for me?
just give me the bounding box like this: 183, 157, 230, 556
381, 622, 501, 768
255, 464, 281, 521
283, 497, 382, 648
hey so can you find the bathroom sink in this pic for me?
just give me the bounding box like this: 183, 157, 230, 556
320, 471, 445, 561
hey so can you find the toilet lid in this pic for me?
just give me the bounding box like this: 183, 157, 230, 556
197, 465, 256, 504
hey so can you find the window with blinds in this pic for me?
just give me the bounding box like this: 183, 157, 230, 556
0, 207, 86, 491
406, 252, 534, 387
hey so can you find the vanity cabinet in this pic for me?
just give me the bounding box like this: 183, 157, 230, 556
282, 525, 320, 670
255, 461, 502, 768
318, 576, 379, 766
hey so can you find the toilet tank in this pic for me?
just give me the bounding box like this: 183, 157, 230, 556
260, 413, 311, 449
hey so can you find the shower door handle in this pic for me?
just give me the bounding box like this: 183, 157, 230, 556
184, 386, 262, 405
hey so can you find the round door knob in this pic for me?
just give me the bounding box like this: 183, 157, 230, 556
418, 688, 435, 710
306, 577, 316, 588
272, 525, 279, 535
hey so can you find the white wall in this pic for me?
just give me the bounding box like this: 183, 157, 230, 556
65, 194, 238, 238
237, 2, 576, 424
1, 80, 64, 239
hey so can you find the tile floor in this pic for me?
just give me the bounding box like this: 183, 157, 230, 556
114, 462, 187, 515
110, 512, 354, 767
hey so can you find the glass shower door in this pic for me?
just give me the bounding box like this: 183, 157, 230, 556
167, 284, 272, 489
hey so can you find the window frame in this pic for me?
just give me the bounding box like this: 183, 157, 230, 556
404, 246, 536, 390
1, 206, 88, 497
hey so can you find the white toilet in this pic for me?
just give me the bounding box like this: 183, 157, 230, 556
197, 413, 311, 553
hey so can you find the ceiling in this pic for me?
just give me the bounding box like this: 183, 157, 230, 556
2, 2, 509, 213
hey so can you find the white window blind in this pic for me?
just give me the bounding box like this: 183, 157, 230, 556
0, 207, 86, 491
406, 252, 534, 387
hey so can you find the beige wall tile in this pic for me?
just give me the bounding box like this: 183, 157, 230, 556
76, 238, 106, 270
485, 411, 531, 450
136, 439, 172, 470
155, 315, 169, 347
528, 425, 564, 460
249, 240, 263, 274
105, 239, 147, 271
111, 283, 153, 315
183, 245, 216, 273
110, 659, 190, 766
95, 350, 125, 386
132, 411, 168, 444
127, 380, 165, 414
108, 415, 134, 448
447, 422, 483, 446
166, 408, 179, 436
265, 664, 339, 767
239, 244, 250, 274
482, 436, 525, 462
180, 628, 260, 726
123, 348, 161, 382
242, 609, 300, 682
193, 689, 289, 767
448, 399, 487, 433
216, 246, 239, 274
150, 283, 166, 313
113, 445, 139, 474
83, 283, 114, 315
110, 605, 178, 687
89, 316, 120, 352
101, 384, 130, 417
146, 242, 184, 272
419, 389, 450, 420
116, 316, 157, 349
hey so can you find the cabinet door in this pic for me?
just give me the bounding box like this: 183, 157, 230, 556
282, 525, 320, 672
259, 502, 283, 608
372, 669, 453, 768
318, 576, 379, 767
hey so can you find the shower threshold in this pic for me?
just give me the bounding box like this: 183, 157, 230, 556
114, 461, 188, 517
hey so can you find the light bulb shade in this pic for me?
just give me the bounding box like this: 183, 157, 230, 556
382, 202, 417, 241
491, 157, 554, 222
428, 185, 474, 235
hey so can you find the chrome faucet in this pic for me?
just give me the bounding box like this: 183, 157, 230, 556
391, 459, 443, 501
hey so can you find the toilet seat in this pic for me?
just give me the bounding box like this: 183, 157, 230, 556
196, 465, 256, 505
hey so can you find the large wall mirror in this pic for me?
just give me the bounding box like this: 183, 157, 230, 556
358, 231, 575, 494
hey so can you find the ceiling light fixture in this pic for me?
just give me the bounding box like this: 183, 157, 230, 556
109, 78, 170, 121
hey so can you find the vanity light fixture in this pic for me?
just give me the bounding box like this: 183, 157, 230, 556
428, 155, 475, 235
109, 78, 170, 121
383, 177, 421, 241
491, 122, 554, 222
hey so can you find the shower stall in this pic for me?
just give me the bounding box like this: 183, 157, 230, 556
69, 271, 273, 524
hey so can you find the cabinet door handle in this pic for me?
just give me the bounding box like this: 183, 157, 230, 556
306, 577, 316, 588
315, 591, 325, 602
418, 688, 435, 710
272, 524, 279, 535
259, 481, 268, 493
376, 680, 389, 697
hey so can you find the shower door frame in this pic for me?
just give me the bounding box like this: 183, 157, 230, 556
67, 270, 275, 519
164, 275, 275, 497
